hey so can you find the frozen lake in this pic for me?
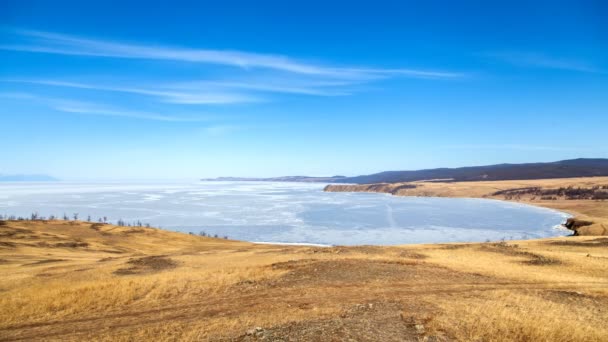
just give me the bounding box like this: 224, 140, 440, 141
0, 181, 570, 245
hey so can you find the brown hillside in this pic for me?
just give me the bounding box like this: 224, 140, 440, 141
1, 220, 607, 341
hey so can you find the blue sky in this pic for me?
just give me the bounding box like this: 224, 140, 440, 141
1, 0, 607, 180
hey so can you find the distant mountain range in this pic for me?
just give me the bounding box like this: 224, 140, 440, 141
0, 174, 59, 182
202, 159, 608, 184
333, 158, 608, 184
201, 175, 347, 183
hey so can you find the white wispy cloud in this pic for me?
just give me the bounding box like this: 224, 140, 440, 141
0, 92, 213, 122
54, 101, 209, 122
5, 79, 261, 104
170, 79, 355, 96
488, 52, 600, 73
0, 28, 466, 123
4, 78, 348, 102
1, 29, 465, 80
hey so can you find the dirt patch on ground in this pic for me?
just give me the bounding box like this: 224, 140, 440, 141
25, 259, 67, 266
0, 241, 16, 248
89, 223, 106, 231
270, 259, 416, 286
34, 241, 90, 248
547, 238, 608, 248
113, 255, 178, 275
305, 246, 428, 259
98, 256, 118, 262
521, 257, 561, 266
305, 245, 391, 255
268, 259, 489, 287
540, 290, 608, 309
437, 244, 467, 250
480, 243, 561, 266
399, 251, 429, 259
0, 226, 34, 238
121, 228, 148, 234
99, 248, 127, 254
235, 301, 447, 342
54, 242, 89, 248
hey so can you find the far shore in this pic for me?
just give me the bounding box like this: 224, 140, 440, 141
324, 176, 608, 236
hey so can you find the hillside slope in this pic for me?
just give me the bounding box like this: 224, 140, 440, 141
1, 220, 608, 340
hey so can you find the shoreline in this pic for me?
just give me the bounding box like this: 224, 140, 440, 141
0, 183, 577, 246
324, 176, 608, 236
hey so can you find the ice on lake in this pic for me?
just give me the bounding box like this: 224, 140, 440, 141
0, 181, 571, 245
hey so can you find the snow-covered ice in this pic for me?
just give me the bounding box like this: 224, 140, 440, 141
0, 181, 571, 245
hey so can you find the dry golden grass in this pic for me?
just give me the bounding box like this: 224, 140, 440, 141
1, 218, 608, 341
429, 290, 608, 342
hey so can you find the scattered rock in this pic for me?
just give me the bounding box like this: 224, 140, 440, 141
245, 327, 265, 337
562, 218, 607, 236
236, 302, 433, 341
564, 218, 594, 231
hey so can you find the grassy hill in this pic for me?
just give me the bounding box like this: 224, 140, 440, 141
1, 218, 607, 340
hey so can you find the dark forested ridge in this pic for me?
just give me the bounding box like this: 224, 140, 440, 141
334, 159, 608, 184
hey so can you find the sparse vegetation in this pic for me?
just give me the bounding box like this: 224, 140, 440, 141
0, 212, 161, 231
1, 219, 607, 340
493, 185, 608, 200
